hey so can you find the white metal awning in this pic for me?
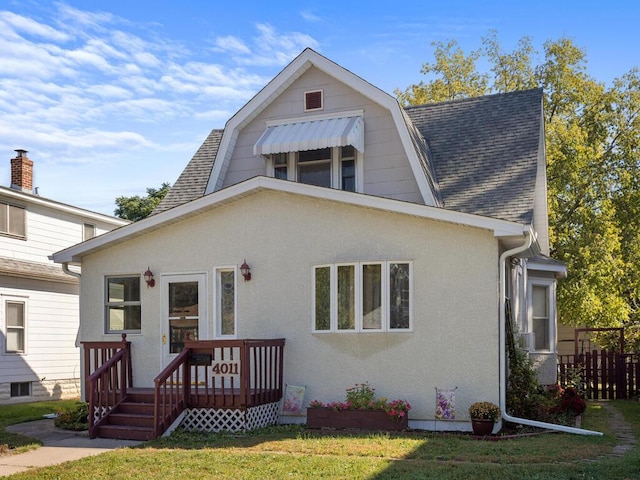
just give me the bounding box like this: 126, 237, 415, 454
253, 116, 364, 156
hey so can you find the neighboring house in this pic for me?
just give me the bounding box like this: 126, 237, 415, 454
52, 49, 565, 435
0, 150, 128, 403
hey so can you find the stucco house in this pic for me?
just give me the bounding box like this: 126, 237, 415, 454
52, 48, 566, 439
0, 150, 128, 403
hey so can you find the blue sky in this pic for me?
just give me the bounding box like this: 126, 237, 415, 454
0, 0, 638, 215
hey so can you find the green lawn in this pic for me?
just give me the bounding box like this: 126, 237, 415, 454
2, 400, 640, 479
0, 398, 79, 454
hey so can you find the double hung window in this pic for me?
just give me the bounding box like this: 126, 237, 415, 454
313, 261, 412, 333
527, 279, 555, 352
5, 299, 26, 353
105, 276, 141, 333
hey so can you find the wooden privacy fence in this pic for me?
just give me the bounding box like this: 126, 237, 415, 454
558, 351, 640, 400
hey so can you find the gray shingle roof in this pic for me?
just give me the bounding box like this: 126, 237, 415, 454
155, 89, 542, 226
153, 129, 223, 214
405, 88, 542, 224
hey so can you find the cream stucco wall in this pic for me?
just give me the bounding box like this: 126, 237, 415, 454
222, 66, 424, 203
79, 189, 500, 423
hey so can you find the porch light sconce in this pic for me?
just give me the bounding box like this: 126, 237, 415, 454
240, 260, 251, 282
143, 267, 155, 288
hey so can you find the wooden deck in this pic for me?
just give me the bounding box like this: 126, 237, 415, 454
82, 337, 285, 439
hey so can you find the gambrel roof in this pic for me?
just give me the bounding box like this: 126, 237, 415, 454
405, 89, 543, 225
155, 49, 543, 227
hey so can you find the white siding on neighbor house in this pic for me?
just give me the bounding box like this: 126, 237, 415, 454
0, 196, 117, 264
221, 66, 424, 203
0, 191, 123, 402
0, 280, 80, 400
78, 189, 500, 423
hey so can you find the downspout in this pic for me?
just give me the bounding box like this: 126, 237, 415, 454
62, 262, 81, 279
499, 230, 602, 436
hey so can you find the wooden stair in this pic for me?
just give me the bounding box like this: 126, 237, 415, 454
96, 389, 156, 441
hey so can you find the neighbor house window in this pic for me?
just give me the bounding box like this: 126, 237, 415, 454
313, 261, 412, 333
269, 146, 359, 192
5, 300, 26, 353
83, 223, 96, 240
105, 276, 141, 333
10, 382, 31, 397
216, 267, 237, 338
528, 279, 555, 352
0, 202, 26, 238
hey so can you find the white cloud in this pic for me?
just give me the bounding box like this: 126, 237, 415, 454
300, 10, 322, 23
214, 35, 251, 55
0, 11, 70, 42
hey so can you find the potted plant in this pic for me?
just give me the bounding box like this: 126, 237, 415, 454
468, 401, 500, 436
307, 383, 411, 431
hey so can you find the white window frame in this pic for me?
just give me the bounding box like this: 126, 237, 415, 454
304, 89, 323, 112
215, 266, 238, 339
0, 201, 26, 239
526, 278, 556, 353
104, 275, 142, 334
3, 296, 27, 355
312, 261, 413, 333
268, 147, 363, 192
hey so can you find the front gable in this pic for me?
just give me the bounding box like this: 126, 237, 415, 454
205, 48, 440, 207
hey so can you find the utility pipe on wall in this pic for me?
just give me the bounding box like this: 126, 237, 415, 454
499, 231, 602, 436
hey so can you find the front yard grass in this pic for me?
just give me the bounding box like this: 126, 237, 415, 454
0, 398, 79, 454
4, 400, 640, 479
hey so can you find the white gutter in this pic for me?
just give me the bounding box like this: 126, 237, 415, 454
499, 231, 602, 436
62, 262, 81, 279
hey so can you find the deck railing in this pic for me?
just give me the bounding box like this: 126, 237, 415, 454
84, 341, 131, 438
153, 348, 191, 437
82, 334, 132, 401
152, 338, 285, 437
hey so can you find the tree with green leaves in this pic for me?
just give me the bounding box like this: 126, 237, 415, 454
397, 32, 640, 350
114, 182, 170, 221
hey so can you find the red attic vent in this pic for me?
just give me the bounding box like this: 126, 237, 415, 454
304, 90, 323, 111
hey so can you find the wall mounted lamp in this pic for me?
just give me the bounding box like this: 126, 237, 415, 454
143, 267, 155, 288
240, 260, 251, 282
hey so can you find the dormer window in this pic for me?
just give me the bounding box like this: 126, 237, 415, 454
304, 90, 323, 111
254, 113, 365, 192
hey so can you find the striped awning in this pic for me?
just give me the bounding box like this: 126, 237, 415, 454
253, 116, 364, 156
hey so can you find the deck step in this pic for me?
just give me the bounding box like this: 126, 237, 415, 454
107, 412, 155, 428
97, 424, 155, 441
117, 401, 155, 415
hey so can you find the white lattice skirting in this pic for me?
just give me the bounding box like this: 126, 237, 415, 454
180, 402, 280, 433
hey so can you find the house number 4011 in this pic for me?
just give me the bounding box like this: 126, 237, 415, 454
211, 361, 240, 376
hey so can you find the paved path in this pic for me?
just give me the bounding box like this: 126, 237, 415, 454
0, 419, 141, 477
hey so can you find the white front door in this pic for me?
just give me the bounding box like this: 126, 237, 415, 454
161, 273, 208, 367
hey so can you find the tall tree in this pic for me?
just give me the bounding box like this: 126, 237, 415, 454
397, 33, 640, 350
114, 182, 170, 221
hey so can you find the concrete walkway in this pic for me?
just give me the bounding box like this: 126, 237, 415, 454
0, 419, 142, 477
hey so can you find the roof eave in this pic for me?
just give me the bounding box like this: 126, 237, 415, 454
52, 177, 531, 265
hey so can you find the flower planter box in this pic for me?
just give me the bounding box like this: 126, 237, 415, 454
306, 408, 408, 431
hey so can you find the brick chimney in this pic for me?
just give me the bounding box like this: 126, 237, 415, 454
11, 149, 34, 193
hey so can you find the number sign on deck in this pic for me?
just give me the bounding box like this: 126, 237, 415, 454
211, 360, 241, 379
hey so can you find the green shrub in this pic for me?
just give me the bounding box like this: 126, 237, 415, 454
54, 401, 88, 431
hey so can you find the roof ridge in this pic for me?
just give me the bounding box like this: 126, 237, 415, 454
403, 87, 542, 110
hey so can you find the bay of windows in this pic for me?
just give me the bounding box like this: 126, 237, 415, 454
269, 146, 358, 192
313, 261, 411, 333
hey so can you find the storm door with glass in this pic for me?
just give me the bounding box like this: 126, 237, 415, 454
161, 274, 208, 366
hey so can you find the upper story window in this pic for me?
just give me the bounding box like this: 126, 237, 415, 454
313, 261, 412, 333
0, 201, 26, 238
105, 276, 141, 333
268, 146, 359, 192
